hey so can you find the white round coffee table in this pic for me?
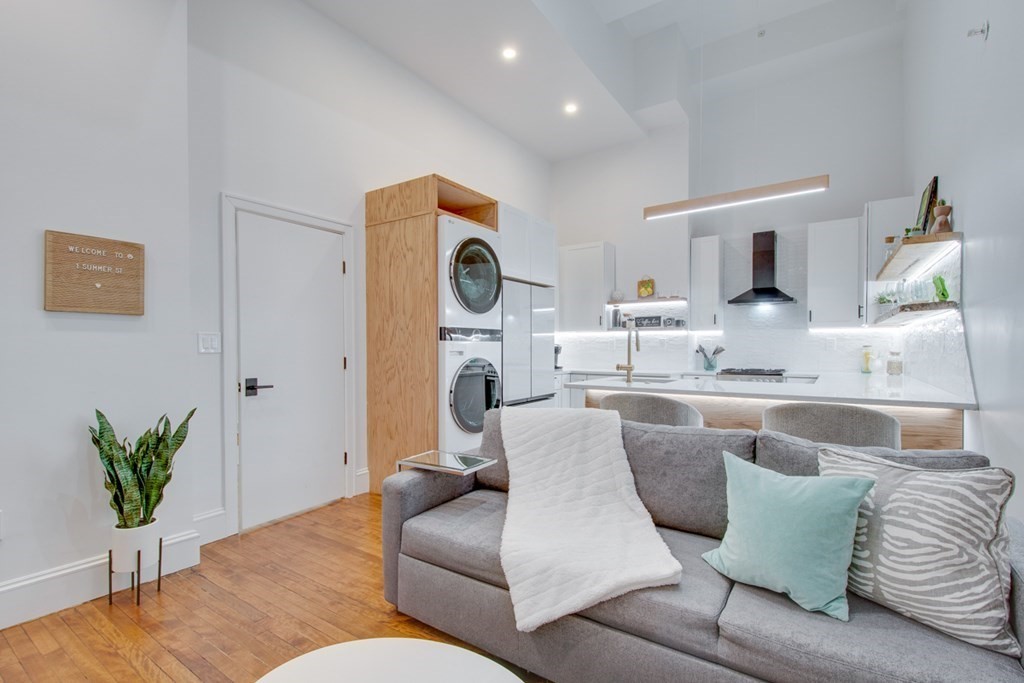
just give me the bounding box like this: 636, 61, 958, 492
256, 638, 522, 682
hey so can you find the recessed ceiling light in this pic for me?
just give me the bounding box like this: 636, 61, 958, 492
501, 47, 517, 61
564, 102, 578, 115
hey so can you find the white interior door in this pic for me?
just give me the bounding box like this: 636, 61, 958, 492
236, 211, 347, 529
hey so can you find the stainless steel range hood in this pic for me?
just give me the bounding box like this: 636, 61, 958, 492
727, 230, 796, 305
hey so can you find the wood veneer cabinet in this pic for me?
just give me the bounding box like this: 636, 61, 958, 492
365, 175, 498, 493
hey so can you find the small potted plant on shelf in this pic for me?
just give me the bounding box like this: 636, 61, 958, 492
875, 292, 898, 318
90, 408, 196, 573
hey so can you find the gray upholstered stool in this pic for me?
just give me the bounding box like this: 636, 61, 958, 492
599, 393, 704, 427
761, 402, 901, 449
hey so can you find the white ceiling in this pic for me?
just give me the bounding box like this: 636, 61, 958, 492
304, 0, 646, 161
305, 0, 906, 162
593, 0, 835, 45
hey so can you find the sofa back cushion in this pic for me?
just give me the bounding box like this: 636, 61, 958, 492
477, 409, 756, 539
756, 429, 989, 476
623, 421, 756, 539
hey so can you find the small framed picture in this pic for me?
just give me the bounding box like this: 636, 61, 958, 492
915, 176, 938, 232
637, 277, 655, 299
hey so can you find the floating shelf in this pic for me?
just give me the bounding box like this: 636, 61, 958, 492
607, 297, 688, 306
872, 301, 959, 326
875, 232, 962, 281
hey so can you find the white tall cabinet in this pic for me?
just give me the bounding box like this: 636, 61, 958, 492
498, 203, 556, 286
689, 235, 723, 331
807, 218, 865, 327
558, 242, 615, 331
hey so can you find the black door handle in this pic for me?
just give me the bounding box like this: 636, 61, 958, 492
244, 377, 275, 397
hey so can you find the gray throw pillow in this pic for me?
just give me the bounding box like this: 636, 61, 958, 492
818, 446, 1019, 656
757, 429, 989, 477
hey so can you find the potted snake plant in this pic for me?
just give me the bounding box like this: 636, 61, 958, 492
90, 408, 195, 572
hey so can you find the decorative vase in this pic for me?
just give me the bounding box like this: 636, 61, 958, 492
932, 205, 953, 233
111, 518, 161, 572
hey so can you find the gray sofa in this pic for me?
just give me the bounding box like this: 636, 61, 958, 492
383, 412, 1024, 682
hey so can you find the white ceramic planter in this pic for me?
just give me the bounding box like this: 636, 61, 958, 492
111, 518, 161, 572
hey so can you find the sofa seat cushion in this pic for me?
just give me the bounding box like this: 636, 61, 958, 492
402, 491, 733, 662
401, 489, 509, 588
580, 528, 733, 661
717, 584, 1024, 683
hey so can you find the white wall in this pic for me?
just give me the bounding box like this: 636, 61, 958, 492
0, 0, 550, 629
903, 0, 1024, 517
550, 124, 690, 299
187, 0, 551, 534
0, 0, 198, 628
689, 36, 908, 237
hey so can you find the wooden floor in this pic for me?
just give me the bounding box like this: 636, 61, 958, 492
0, 495, 541, 682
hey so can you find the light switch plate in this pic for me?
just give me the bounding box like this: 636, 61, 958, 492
197, 332, 222, 354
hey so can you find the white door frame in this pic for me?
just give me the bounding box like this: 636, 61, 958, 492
220, 194, 357, 535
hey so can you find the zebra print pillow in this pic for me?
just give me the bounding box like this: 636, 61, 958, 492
818, 447, 1019, 656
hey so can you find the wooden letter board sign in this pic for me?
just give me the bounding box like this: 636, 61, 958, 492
44, 230, 145, 315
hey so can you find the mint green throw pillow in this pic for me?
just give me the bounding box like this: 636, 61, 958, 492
702, 452, 874, 621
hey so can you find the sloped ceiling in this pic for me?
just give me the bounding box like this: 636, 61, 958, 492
304, 0, 906, 161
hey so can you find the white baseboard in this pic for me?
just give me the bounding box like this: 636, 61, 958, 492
0, 529, 200, 630
356, 467, 370, 495
192, 506, 234, 544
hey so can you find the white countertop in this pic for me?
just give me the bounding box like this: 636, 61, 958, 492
563, 372, 977, 410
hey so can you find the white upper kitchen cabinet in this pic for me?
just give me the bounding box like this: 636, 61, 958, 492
558, 242, 615, 332
498, 203, 530, 282
807, 218, 865, 328
498, 203, 556, 286
529, 218, 557, 286
690, 235, 723, 331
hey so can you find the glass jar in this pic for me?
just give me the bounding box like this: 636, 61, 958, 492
861, 345, 874, 374
886, 350, 904, 376
884, 235, 897, 261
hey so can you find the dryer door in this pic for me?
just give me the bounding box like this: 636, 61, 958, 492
450, 357, 502, 434
450, 237, 502, 314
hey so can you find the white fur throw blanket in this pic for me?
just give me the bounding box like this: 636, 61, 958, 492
499, 407, 682, 632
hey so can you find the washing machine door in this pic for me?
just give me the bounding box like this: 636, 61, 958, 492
450, 237, 502, 314
450, 357, 502, 434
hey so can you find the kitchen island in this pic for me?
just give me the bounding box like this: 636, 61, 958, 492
564, 372, 976, 450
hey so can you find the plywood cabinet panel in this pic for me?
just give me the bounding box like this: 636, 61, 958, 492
366, 213, 438, 493
366, 175, 434, 226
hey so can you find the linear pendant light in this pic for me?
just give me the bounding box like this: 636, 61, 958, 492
644, 174, 830, 220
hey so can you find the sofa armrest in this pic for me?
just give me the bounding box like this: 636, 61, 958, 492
381, 469, 476, 605
1008, 518, 1024, 661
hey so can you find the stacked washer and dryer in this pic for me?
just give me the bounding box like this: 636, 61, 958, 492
437, 215, 503, 453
